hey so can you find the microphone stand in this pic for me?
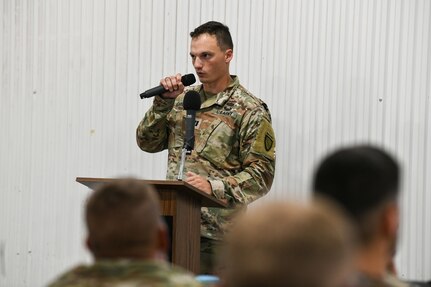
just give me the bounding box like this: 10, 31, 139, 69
177, 145, 192, 181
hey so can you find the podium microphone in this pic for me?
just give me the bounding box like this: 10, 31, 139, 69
183, 90, 201, 152
177, 90, 201, 180
140, 74, 196, 99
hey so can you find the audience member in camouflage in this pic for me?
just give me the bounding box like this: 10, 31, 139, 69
313, 146, 411, 287
348, 272, 410, 287
48, 261, 201, 287
47, 179, 201, 287
136, 21, 276, 272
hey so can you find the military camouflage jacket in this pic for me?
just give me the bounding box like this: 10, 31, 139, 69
136, 76, 276, 240
346, 272, 412, 287
47, 260, 201, 287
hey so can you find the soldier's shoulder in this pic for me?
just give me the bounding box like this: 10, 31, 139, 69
351, 272, 411, 287
232, 85, 270, 114
48, 262, 201, 287
47, 265, 89, 287
384, 274, 412, 287
150, 264, 202, 286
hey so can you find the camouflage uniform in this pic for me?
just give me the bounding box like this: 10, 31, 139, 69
47, 260, 202, 287
384, 274, 413, 287
136, 76, 276, 240
346, 272, 412, 287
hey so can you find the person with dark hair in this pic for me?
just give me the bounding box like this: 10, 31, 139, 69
221, 200, 356, 287
137, 21, 276, 273
313, 145, 410, 287
189, 21, 234, 52
48, 179, 201, 287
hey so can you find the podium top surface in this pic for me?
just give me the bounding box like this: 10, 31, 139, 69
76, 177, 227, 208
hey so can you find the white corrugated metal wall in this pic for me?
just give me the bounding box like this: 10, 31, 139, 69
1, 0, 430, 286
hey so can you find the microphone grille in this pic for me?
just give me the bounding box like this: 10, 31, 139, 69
181, 74, 197, 86
183, 91, 201, 110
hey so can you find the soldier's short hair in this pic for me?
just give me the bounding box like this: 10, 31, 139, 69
190, 21, 234, 51
86, 179, 161, 256
223, 200, 355, 287
313, 145, 400, 243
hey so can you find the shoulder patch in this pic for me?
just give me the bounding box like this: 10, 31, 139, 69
252, 119, 275, 159
264, 133, 274, 151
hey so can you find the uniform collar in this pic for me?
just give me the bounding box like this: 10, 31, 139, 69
194, 75, 239, 109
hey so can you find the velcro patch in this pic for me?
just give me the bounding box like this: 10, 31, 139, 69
252, 119, 275, 159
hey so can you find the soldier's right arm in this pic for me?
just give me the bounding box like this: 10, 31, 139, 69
136, 96, 175, 153
136, 74, 184, 152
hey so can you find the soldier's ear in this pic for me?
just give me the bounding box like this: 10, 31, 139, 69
225, 49, 233, 63
381, 201, 399, 240
86, 237, 95, 253
86, 236, 102, 255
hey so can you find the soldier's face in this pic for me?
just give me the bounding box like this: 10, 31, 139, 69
190, 34, 233, 85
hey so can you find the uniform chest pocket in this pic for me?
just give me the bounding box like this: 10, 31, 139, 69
195, 118, 237, 168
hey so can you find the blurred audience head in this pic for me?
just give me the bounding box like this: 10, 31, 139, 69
313, 145, 401, 280
85, 178, 168, 260
221, 200, 355, 287
313, 145, 400, 245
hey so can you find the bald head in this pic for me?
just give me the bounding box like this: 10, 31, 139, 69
223, 200, 355, 287
86, 179, 165, 259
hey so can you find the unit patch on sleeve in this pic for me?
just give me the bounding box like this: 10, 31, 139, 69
252, 118, 276, 160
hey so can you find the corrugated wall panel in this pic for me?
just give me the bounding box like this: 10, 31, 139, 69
1, 0, 431, 286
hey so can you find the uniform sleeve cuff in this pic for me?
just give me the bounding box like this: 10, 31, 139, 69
153, 95, 175, 111
208, 180, 225, 199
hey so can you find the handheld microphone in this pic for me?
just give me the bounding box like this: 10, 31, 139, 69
139, 74, 196, 99
183, 90, 201, 152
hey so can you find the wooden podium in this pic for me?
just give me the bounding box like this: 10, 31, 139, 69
76, 177, 226, 274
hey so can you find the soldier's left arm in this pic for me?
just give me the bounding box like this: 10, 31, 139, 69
208, 107, 276, 205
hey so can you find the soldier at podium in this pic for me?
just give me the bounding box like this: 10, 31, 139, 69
137, 21, 276, 273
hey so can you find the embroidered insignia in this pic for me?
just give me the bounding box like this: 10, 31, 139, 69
264, 133, 274, 152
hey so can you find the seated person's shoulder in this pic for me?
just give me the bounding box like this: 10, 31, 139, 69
47, 265, 89, 287
153, 264, 202, 286
47, 262, 202, 287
